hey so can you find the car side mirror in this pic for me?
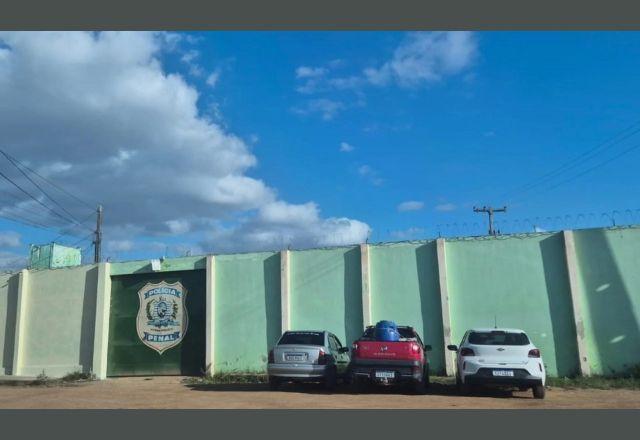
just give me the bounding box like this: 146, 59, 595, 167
447, 345, 458, 351
424, 344, 432, 351
338, 347, 349, 353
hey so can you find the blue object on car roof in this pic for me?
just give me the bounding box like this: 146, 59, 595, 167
374, 320, 400, 341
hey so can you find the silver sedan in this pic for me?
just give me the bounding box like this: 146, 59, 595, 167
267, 330, 350, 390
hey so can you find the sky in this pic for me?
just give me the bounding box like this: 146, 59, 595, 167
1, 31, 640, 268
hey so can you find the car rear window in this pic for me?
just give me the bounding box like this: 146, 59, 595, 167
360, 326, 418, 340
279, 332, 324, 346
468, 331, 530, 346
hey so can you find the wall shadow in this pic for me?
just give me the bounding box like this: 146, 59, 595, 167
575, 229, 640, 374
79, 267, 99, 373
343, 247, 363, 347
539, 234, 580, 377
263, 253, 282, 351
416, 242, 445, 375
2, 274, 19, 375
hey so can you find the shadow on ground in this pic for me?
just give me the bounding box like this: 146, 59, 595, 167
183, 378, 531, 399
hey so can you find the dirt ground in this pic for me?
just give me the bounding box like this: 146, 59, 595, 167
1, 376, 639, 409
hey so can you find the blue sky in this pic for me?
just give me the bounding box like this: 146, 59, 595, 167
1, 31, 640, 266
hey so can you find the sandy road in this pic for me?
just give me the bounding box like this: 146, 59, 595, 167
0, 376, 639, 409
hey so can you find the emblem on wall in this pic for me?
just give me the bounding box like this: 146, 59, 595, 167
136, 281, 189, 354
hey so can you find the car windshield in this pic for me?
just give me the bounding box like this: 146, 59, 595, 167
468, 331, 530, 346
279, 332, 324, 346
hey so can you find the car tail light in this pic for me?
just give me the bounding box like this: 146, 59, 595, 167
460, 347, 475, 357
317, 349, 328, 365
411, 343, 421, 353
528, 349, 541, 358
268, 350, 274, 363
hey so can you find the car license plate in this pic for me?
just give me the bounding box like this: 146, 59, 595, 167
492, 370, 514, 377
375, 371, 395, 379
286, 354, 305, 362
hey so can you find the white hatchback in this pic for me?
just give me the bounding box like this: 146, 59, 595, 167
447, 328, 546, 399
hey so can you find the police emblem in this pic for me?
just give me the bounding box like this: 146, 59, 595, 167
136, 281, 189, 354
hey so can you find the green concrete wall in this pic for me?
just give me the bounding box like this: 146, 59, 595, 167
214, 252, 281, 372
446, 233, 580, 377
369, 241, 446, 374
574, 228, 640, 375
0, 273, 19, 375
21, 265, 98, 377
290, 247, 363, 348
1, 226, 639, 378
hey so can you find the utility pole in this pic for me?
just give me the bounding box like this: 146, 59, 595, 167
473, 205, 507, 236
93, 204, 103, 263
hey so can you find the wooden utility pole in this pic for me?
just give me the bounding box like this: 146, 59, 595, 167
93, 204, 103, 263
473, 205, 507, 236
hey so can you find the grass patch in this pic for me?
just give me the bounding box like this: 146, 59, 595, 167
184, 371, 268, 385
0, 370, 97, 387
61, 371, 96, 382
547, 376, 640, 390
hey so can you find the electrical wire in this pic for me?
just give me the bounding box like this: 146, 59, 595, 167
503, 119, 640, 201
0, 150, 89, 224
0, 149, 95, 210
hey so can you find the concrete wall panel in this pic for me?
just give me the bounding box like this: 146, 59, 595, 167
290, 247, 363, 348
214, 252, 281, 372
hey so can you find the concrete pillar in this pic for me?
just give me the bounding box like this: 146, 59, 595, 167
11, 269, 29, 376
562, 230, 591, 376
205, 255, 216, 376
92, 262, 112, 380
360, 243, 372, 327
280, 250, 291, 332
436, 238, 455, 376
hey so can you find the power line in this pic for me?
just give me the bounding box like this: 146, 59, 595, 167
0, 168, 81, 226
0, 149, 95, 210
0, 150, 87, 224
0, 190, 70, 225
0, 212, 75, 235
514, 140, 640, 203
503, 120, 640, 201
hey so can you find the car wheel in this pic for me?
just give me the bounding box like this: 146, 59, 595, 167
459, 381, 474, 395
349, 374, 365, 394
423, 365, 430, 389
413, 378, 427, 395
324, 367, 337, 391
532, 384, 546, 399
268, 376, 280, 391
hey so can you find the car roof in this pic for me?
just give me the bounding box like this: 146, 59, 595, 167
468, 328, 526, 333
284, 330, 327, 334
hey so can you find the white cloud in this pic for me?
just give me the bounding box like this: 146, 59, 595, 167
295, 66, 327, 79
339, 142, 354, 153
206, 69, 220, 88
364, 32, 477, 88
435, 203, 457, 212
106, 239, 135, 252
397, 201, 424, 212
205, 201, 370, 252
390, 227, 425, 240
0, 32, 369, 255
357, 165, 384, 186
292, 98, 344, 121
292, 32, 476, 120
0, 250, 25, 271
0, 231, 21, 247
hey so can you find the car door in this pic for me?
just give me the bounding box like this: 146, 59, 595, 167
456, 331, 469, 376
330, 334, 349, 375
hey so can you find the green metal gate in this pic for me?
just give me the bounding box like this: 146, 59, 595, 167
107, 270, 206, 376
